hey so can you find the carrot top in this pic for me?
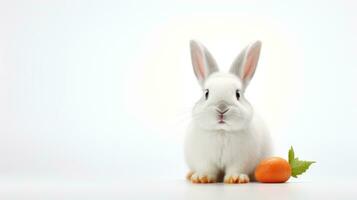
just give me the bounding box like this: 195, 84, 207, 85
288, 146, 315, 178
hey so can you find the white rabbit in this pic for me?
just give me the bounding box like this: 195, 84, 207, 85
184, 40, 272, 184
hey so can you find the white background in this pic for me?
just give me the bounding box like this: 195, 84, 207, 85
0, 0, 356, 199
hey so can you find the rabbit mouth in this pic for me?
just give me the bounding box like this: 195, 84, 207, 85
218, 114, 226, 124
216, 108, 229, 124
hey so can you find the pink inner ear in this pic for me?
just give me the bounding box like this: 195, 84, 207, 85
195, 50, 206, 80
243, 48, 259, 80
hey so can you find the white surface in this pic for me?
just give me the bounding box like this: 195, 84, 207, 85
1, 178, 356, 200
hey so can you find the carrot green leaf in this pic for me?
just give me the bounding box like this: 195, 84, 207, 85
288, 146, 315, 178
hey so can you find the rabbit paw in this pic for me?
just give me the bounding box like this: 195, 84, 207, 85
186, 171, 194, 180
224, 174, 250, 184
188, 172, 217, 183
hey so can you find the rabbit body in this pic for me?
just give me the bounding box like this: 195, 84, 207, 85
185, 41, 272, 183
185, 95, 272, 183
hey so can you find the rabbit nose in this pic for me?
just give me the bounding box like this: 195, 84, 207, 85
217, 104, 229, 113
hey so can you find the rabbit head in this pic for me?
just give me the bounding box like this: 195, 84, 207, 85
190, 40, 262, 131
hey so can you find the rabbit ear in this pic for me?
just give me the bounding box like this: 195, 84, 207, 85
190, 40, 219, 86
229, 41, 262, 89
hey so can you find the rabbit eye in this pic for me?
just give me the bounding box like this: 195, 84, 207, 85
204, 89, 209, 100
236, 89, 240, 100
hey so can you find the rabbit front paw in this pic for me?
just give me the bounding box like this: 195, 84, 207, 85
224, 173, 250, 184
187, 172, 217, 183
